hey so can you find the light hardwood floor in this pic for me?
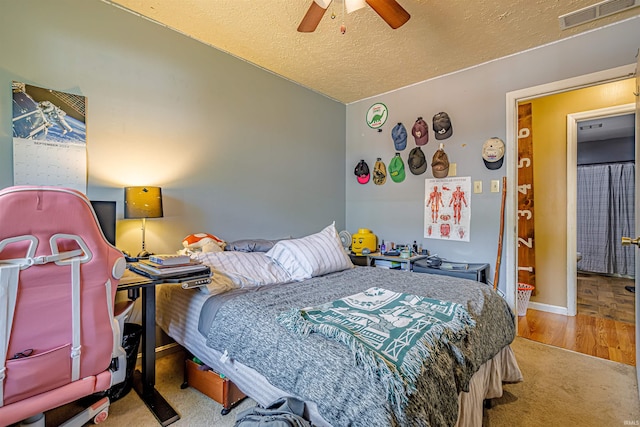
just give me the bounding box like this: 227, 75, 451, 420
517, 273, 636, 366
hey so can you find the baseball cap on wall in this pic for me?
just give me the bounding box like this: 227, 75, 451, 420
388, 153, 406, 183
373, 158, 387, 185
482, 137, 505, 170
431, 147, 450, 178
432, 112, 453, 140
408, 147, 427, 175
391, 123, 407, 151
354, 159, 370, 184
411, 117, 429, 146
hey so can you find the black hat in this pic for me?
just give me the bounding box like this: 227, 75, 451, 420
433, 112, 453, 140
408, 147, 427, 175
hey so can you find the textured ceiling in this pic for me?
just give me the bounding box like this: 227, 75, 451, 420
104, 0, 640, 104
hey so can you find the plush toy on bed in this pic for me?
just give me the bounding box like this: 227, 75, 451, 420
181, 233, 226, 254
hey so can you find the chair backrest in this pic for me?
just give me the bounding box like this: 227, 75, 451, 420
0, 186, 125, 406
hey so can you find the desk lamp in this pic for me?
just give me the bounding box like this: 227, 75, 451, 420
124, 186, 163, 258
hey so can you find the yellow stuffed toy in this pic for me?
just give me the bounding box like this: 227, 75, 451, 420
182, 233, 226, 253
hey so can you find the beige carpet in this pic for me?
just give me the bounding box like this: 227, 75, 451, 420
483, 337, 640, 426
44, 337, 639, 426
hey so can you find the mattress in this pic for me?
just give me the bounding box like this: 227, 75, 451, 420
156, 279, 522, 426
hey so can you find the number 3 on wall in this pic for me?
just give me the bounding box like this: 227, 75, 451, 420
517, 103, 536, 288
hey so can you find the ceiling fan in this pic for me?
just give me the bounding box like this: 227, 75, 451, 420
298, 0, 410, 32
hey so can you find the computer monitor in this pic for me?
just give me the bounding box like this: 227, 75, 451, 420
90, 200, 117, 246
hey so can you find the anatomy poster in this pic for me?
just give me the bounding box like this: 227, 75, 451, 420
12, 82, 87, 193
424, 176, 471, 241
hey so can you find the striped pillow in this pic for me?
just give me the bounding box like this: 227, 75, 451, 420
266, 223, 354, 281
192, 251, 291, 288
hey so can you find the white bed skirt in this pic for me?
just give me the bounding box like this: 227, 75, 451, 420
156, 284, 523, 426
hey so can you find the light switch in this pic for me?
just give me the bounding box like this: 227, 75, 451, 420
449, 163, 457, 176
491, 180, 500, 193
474, 181, 482, 193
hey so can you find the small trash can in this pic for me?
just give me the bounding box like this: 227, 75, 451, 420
94, 322, 142, 402
517, 284, 535, 316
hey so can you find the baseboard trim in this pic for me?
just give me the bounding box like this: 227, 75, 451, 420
527, 301, 568, 315
136, 342, 182, 364
156, 342, 183, 358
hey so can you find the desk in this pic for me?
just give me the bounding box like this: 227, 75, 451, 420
366, 253, 428, 271
118, 270, 180, 426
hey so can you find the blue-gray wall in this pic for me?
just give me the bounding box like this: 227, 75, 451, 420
1, 0, 639, 284
0, 0, 346, 255
346, 16, 640, 292
578, 137, 634, 165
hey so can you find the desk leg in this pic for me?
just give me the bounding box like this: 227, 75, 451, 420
132, 285, 180, 426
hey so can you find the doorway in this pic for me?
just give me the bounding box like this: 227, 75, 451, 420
574, 112, 636, 347
505, 65, 638, 366
568, 106, 636, 317
517, 103, 637, 365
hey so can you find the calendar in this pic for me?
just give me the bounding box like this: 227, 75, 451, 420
11, 82, 87, 193
13, 139, 86, 192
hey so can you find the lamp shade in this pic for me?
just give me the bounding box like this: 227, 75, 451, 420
124, 186, 163, 219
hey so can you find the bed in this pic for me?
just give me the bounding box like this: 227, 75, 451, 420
156, 224, 522, 426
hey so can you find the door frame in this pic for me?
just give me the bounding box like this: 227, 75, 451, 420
504, 64, 636, 316
566, 104, 636, 316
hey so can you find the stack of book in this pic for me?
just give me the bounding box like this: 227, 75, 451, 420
374, 259, 401, 269
129, 254, 210, 279
149, 254, 192, 265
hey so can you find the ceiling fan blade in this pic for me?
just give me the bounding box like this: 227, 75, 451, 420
298, 1, 330, 32
365, 0, 410, 29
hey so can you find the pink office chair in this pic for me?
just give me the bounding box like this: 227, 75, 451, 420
0, 186, 129, 427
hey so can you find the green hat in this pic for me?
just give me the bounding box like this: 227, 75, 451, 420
388, 153, 405, 183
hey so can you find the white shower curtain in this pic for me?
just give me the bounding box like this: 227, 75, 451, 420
576, 162, 635, 276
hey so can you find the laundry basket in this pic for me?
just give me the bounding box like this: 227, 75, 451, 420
517, 283, 535, 316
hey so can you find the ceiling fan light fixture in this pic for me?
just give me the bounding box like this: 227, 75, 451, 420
297, 0, 410, 32
345, 0, 367, 14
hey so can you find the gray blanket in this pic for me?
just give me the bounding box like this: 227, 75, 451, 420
201, 267, 515, 427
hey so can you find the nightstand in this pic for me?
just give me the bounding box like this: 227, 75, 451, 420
412, 260, 490, 284
366, 253, 428, 271
349, 253, 369, 267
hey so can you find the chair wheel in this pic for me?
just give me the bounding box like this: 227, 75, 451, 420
93, 409, 109, 424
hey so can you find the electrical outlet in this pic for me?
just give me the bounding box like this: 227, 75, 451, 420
491, 180, 500, 193
473, 181, 482, 193
449, 163, 457, 176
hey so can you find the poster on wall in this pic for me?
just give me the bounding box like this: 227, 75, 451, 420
11, 81, 87, 193
424, 176, 471, 242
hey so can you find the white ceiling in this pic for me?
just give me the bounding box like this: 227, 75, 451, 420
104, 0, 640, 104
578, 114, 636, 142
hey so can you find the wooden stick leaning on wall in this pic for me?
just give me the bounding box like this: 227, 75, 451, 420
493, 176, 507, 290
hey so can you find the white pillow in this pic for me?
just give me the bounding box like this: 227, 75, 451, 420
199, 272, 238, 295
265, 222, 354, 281
191, 251, 291, 288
